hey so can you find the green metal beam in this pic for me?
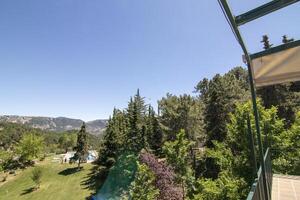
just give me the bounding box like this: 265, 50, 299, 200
247, 115, 258, 179
235, 0, 300, 26
250, 40, 300, 59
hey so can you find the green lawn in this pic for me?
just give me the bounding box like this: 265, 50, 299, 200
0, 157, 102, 200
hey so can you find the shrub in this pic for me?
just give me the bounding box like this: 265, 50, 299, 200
139, 151, 184, 200
31, 167, 43, 189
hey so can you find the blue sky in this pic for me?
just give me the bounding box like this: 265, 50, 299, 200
0, 0, 299, 121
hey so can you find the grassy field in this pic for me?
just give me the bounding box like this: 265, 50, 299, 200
0, 157, 101, 200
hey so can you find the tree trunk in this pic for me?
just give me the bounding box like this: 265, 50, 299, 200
78, 158, 81, 169
182, 181, 185, 200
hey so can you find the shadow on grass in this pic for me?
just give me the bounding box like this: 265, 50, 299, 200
81, 164, 106, 199
58, 167, 82, 176
20, 187, 36, 195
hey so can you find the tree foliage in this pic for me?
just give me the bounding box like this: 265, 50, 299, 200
127, 162, 159, 200
95, 66, 300, 199
195, 67, 249, 147
139, 151, 184, 200
194, 171, 247, 200
99, 90, 165, 167
146, 106, 163, 156
257, 82, 300, 126
272, 111, 300, 174
226, 100, 285, 183
16, 133, 44, 162
0, 150, 13, 172
125, 89, 147, 152
159, 94, 205, 145
58, 134, 76, 153
195, 140, 248, 199
98, 108, 127, 168
163, 129, 195, 197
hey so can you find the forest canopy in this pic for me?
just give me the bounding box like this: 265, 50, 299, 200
96, 66, 300, 199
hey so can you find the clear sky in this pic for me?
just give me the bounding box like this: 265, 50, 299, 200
0, 0, 299, 121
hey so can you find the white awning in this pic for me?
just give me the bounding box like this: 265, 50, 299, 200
251, 41, 300, 87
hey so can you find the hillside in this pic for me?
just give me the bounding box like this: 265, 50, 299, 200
0, 157, 102, 200
0, 122, 102, 152
0, 115, 107, 136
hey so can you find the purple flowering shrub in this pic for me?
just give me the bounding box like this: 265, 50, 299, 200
139, 151, 184, 200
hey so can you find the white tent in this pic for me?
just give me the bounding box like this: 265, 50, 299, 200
62, 150, 98, 163
251, 41, 300, 87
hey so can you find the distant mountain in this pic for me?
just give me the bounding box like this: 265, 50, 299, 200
0, 115, 108, 135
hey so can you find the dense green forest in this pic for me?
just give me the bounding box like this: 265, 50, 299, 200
95, 66, 300, 199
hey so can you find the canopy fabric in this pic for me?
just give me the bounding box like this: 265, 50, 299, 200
251, 44, 300, 87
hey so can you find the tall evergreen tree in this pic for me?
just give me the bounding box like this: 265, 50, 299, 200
257, 83, 300, 127
71, 122, 88, 168
195, 67, 249, 147
126, 89, 147, 152
158, 94, 205, 145
98, 108, 127, 168
146, 105, 163, 156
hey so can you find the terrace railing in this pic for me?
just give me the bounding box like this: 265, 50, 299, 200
246, 148, 272, 200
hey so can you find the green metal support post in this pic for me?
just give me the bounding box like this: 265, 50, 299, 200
247, 115, 258, 179
246, 61, 270, 200
218, 1, 270, 199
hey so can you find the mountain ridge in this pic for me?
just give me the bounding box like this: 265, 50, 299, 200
0, 115, 108, 136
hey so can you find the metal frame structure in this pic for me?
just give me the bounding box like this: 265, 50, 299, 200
218, 0, 300, 199
235, 0, 300, 26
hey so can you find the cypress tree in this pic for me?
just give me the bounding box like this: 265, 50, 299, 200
72, 122, 88, 169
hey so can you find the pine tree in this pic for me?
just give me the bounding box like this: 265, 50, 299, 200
126, 89, 146, 152
257, 83, 300, 127
195, 67, 249, 147
71, 122, 88, 169
146, 105, 163, 156
261, 35, 273, 50
98, 108, 127, 168
158, 94, 205, 145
